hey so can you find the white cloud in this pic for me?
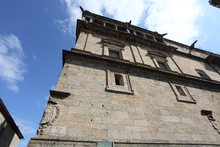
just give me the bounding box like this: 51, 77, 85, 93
146, 0, 202, 44
57, 0, 147, 35
58, 0, 202, 44
0, 34, 25, 92
14, 116, 36, 135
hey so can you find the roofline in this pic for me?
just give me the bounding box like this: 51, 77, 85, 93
79, 10, 219, 57
0, 98, 24, 139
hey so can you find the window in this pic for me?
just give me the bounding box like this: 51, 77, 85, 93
109, 50, 120, 59
93, 19, 103, 26
175, 85, 187, 96
102, 38, 125, 59
145, 35, 154, 41
114, 74, 124, 86
148, 51, 171, 71
136, 31, 144, 37
155, 37, 165, 44
157, 60, 170, 70
105, 70, 134, 94
195, 69, 211, 80
105, 22, 115, 30
169, 82, 196, 104
155, 59, 170, 71
117, 26, 127, 32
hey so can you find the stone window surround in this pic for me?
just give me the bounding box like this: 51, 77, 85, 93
102, 38, 125, 59
154, 58, 171, 70
149, 51, 171, 71
105, 69, 134, 95
168, 81, 196, 104
195, 69, 211, 80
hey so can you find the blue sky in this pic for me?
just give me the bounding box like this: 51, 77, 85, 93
0, 0, 219, 146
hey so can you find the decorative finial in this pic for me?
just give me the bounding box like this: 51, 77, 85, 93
80, 6, 84, 12
161, 33, 167, 37
190, 40, 198, 48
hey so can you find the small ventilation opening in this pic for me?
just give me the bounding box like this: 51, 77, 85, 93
114, 74, 124, 86
201, 110, 212, 116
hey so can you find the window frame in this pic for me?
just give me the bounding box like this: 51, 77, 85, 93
169, 82, 196, 104
102, 38, 125, 59
114, 73, 124, 86
105, 70, 134, 95
109, 49, 121, 59
195, 69, 211, 80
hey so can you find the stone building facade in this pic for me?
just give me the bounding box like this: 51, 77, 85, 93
0, 98, 23, 147
28, 10, 220, 146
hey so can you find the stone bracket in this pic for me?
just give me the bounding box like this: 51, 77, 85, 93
50, 90, 70, 99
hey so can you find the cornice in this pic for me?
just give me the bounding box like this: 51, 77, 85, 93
77, 11, 220, 64
76, 20, 177, 53
63, 49, 220, 88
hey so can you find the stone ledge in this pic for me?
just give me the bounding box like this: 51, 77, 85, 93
63, 49, 220, 87
28, 138, 220, 146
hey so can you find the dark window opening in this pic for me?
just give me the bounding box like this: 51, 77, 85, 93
201, 110, 212, 116
114, 74, 124, 86
105, 23, 115, 30
85, 17, 90, 22
129, 29, 135, 35
136, 31, 144, 37
157, 61, 170, 70
145, 35, 154, 40
195, 69, 211, 80
175, 85, 187, 96
155, 37, 165, 43
93, 19, 103, 26
109, 50, 120, 59
117, 26, 127, 32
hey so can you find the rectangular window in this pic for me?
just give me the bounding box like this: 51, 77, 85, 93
145, 35, 154, 40
155, 37, 165, 43
136, 31, 144, 37
105, 22, 115, 30
105, 70, 134, 94
109, 50, 120, 59
157, 60, 170, 70
93, 19, 103, 26
175, 85, 187, 96
195, 69, 211, 80
169, 82, 196, 104
114, 74, 124, 86
117, 26, 127, 32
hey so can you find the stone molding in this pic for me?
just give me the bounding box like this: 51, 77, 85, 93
63, 49, 220, 88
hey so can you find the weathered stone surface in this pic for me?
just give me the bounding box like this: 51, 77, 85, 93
29, 11, 220, 147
